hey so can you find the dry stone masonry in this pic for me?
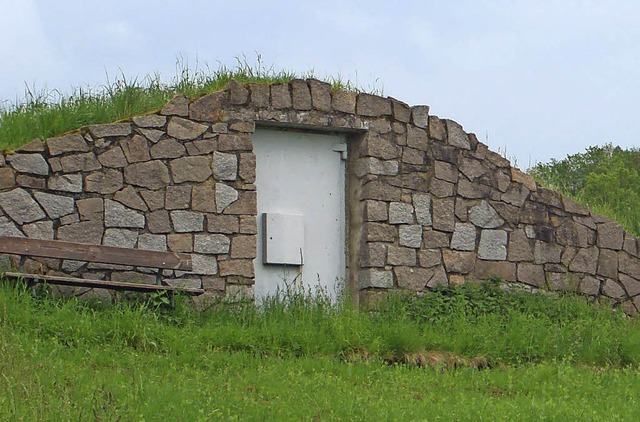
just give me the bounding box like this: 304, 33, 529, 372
1, 79, 640, 313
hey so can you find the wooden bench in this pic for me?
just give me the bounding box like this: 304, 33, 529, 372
0, 236, 204, 296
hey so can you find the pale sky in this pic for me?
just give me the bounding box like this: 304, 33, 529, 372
2, 0, 639, 169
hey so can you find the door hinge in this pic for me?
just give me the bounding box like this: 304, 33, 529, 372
333, 144, 348, 160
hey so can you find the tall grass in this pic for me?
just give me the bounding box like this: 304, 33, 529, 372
2, 280, 639, 367
0, 55, 366, 151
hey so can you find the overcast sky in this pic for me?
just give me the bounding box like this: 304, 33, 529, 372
2, 0, 639, 169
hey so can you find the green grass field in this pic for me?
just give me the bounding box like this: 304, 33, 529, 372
2, 281, 640, 420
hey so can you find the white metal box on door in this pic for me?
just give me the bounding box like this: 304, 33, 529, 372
253, 128, 346, 300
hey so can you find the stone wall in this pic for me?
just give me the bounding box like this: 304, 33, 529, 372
1, 79, 639, 313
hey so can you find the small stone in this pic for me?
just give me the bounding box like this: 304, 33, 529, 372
189, 91, 226, 121
511, 168, 537, 191
218, 259, 254, 278
597, 222, 624, 250
103, 229, 138, 248
0, 168, 16, 189
238, 153, 256, 183
34, 192, 75, 219
419, 249, 442, 268
228, 80, 249, 105
207, 215, 240, 234
167, 117, 208, 140
517, 263, 546, 287
406, 126, 429, 151
124, 161, 170, 189
139, 129, 165, 143
0, 216, 24, 237
387, 245, 417, 266
332, 91, 356, 114
239, 216, 257, 234
194, 234, 230, 254
104, 199, 145, 229
88, 123, 131, 138
161, 95, 189, 117
451, 223, 476, 251
413, 193, 432, 226
562, 196, 590, 216
223, 191, 256, 215
150, 138, 186, 159
290, 79, 311, 110
308, 79, 332, 111
432, 198, 455, 232
22, 221, 53, 239
507, 229, 534, 261
0, 188, 45, 224
360, 242, 387, 267
473, 260, 516, 282
364, 222, 396, 242
171, 211, 204, 233
98, 147, 128, 168
114, 186, 147, 211
171, 156, 212, 183
138, 234, 167, 252
165, 185, 192, 210
361, 180, 402, 202
140, 190, 164, 211
185, 139, 216, 156
568, 247, 599, 275
359, 269, 393, 289
7, 154, 49, 175
361, 133, 400, 160
433, 160, 458, 183
59, 152, 102, 173
167, 233, 193, 253
597, 248, 618, 278
212, 152, 238, 181
394, 266, 432, 291
534, 241, 563, 264
442, 250, 476, 274
216, 183, 239, 213
411, 105, 429, 128
46, 133, 90, 156
191, 185, 216, 213
77, 198, 103, 221
147, 210, 172, 234
270, 84, 292, 109
579, 276, 601, 296
363, 200, 388, 222
191, 254, 219, 275
353, 157, 398, 177
469, 201, 504, 228
133, 114, 166, 128
120, 135, 150, 163
423, 229, 450, 248
501, 185, 530, 207
17, 138, 45, 152
477, 230, 508, 260
556, 221, 593, 248
48, 174, 83, 193
445, 120, 470, 150
388, 202, 414, 224
603, 279, 626, 299
85, 169, 123, 194
57, 220, 103, 244
230, 236, 257, 259
399, 225, 422, 248
356, 94, 391, 117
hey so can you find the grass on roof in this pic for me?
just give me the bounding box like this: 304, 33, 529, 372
0, 55, 366, 151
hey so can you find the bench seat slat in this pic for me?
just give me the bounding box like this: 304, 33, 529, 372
0, 237, 192, 271
3, 272, 204, 295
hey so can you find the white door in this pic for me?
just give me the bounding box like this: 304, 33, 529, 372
253, 128, 346, 300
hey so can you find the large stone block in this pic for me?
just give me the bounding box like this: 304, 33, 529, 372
356, 94, 391, 117
445, 120, 470, 150
171, 211, 204, 233
473, 260, 516, 282
215, 183, 239, 213
191, 185, 216, 213
207, 215, 240, 234
77, 198, 103, 221
103, 229, 138, 248
308, 79, 332, 112
433, 160, 458, 183
386, 245, 417, 266
85, 169, 123, 194
517, 263, 546, 287
468, 201, 504, 229
230, 235, 257, 259
432, 198, 455, 232
271, 84, 292, 109
165, 185, 192, 210
98, 147, 128, 168
189, 91, 226, 121
191, 254, 219, 275
423, 229, 450, 248
388, 202, 414, 224
597, 248, 618, 279
406, 126, 429, 151
450, 223, 476, 251
413, 193, 432, 226
359, 269, 393, 288
290, 79, 312, 110
88, 123, 131, 138
212, 152, 238, 181
0, 216, 24, 237
105, 199, 145, 228
34, 192, 74, 219
147, 210, 172, 234
0, 188, 45, 224
364, 200, 388, 222
578, 276, 601, 296
48, 174, 83, 193
619, 251, 640, 280
533, 241, 563, 264
399, 224, 422, 248
394, 266, 433, 291
22, 220, 53, 240
228, 80, 249, 105
360, 134, 400, 160
442, 250, 475, 274
58, 220, 104, 245
194, 234, 230, 254
459, 157, 487, 181
114, 186, 147, 211
419, 249, 442, 268
477, 230, 507, 260
167, 117, 208, 140
568, 246, 599, 275
133, 114, 166, 128
507, 229, 534, 262
46, 133, 90, 156
7, 154, 49, 176
361, 180, 402, 202
360, 242, 387, 267
124, 161, 170, 190
150, 138, 186, 159
218, 259, 254, 278
332, 90, 356, 114
171, 156, 212, 183
597, 221, 624, 250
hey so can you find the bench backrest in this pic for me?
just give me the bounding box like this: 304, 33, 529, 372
0, 237, 192, 271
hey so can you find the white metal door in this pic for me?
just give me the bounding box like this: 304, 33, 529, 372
252, 128, 346, 300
